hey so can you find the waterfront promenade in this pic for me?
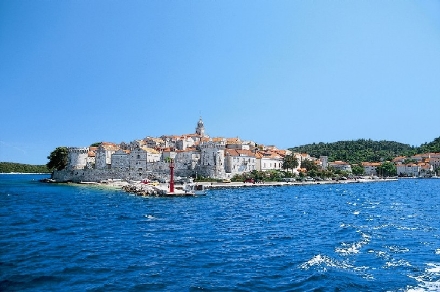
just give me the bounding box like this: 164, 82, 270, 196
198, 177, 397, 190
92, 177, 398, 197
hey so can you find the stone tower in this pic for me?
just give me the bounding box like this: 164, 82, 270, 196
195, 117, 205, 137
67, 147, 89, 170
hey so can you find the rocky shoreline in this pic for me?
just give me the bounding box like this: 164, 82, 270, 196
102, 177, 398, 197
121, 184, 193, 197
199, 177, 397, 189
41, 177, 398, 197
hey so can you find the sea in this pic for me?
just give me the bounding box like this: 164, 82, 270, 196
1, 174, 440, 291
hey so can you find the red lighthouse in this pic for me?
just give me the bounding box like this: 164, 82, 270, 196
169, 158, 174, 193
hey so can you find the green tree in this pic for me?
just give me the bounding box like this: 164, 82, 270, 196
289, 139, 416, 164
419, 136, 440, 153
90, 142, 101, 147
0, 162, 49, 173
376, 161, 397, 177
47, 147, 68, 171
282, 155, 299, 173
308, 169, 318, 178
351, 164, 364, 175
300, 159, 318, 172
321, 169, 334, 178
403, 158, 417, 164
250, 170, 265, 181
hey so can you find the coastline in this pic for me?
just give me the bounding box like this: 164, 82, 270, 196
199, 177, 398, 190
38, 177, 399, 197
0, 172, 51, 175
86, 177, 399, 196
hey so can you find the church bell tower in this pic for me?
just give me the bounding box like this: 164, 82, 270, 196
196, 117, 205, 137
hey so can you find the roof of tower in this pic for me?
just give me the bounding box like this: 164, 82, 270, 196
197, 117, 204, 127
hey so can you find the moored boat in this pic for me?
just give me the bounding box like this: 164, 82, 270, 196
183, 183, 207, 196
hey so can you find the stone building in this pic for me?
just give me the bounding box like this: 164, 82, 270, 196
111, 150, 129, 171
225, 149, 256, 175
67, 147, 89, 170
176, 136, 195, 150
175, 148, 200, 171
256, 150, 283, 172
328, 161, 352, 172
85, 147, 97, 169
54, 117, 291, 182
129, 148, 147, 171
95, 143, 119, 169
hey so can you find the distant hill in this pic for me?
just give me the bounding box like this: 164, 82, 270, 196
0, 162, 50, 173
289, 139, 419, 164
419, 137, 440, 154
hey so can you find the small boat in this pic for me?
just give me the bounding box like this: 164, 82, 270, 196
183, 183, 207, 196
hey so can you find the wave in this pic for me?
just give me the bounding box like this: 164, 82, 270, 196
408, 263, 440, 291
335, 232, 371, 256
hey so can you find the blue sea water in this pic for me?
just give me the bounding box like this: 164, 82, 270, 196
1, 175, 440, 291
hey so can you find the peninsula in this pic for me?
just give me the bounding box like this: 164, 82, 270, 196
52, 118, 297, 183
49, 118, 440, 186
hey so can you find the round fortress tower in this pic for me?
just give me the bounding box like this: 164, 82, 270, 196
67, 147, 89, 169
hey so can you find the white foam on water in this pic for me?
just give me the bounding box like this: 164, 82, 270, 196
339, 223, 354, 229
299, 254, 373, 279
144, 214, 156, 220
407, 263, 440, 291
336, 242, 362, 255
335, 232, 370, 256
372, 224, 389, 230
387, 245, 410, 253
426, 263, 440, 273
397, 226, 418, 231
384, 258, 412, 268
408, 277, 440, 291
300, 254, 339, 269
300, 254, 354, 271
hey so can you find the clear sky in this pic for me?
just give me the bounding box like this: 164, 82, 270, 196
1, 1, 439, 165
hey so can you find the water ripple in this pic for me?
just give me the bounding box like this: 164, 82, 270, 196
2, 175, 440, 291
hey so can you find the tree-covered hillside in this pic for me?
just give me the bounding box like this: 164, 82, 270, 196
0, 162, 50, 173
419, 137, 440, 154
289, 139, 418, 164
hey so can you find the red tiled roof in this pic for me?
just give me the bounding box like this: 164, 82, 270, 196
225, 149, 255, 157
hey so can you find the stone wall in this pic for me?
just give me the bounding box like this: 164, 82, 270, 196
52, 163, 225, 183
52, 169, 156, 183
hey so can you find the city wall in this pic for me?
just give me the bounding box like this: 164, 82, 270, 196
52, 164, 221, 183
52, 169, 153, 183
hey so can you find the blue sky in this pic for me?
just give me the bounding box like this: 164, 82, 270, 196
1, 1, 439, 165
